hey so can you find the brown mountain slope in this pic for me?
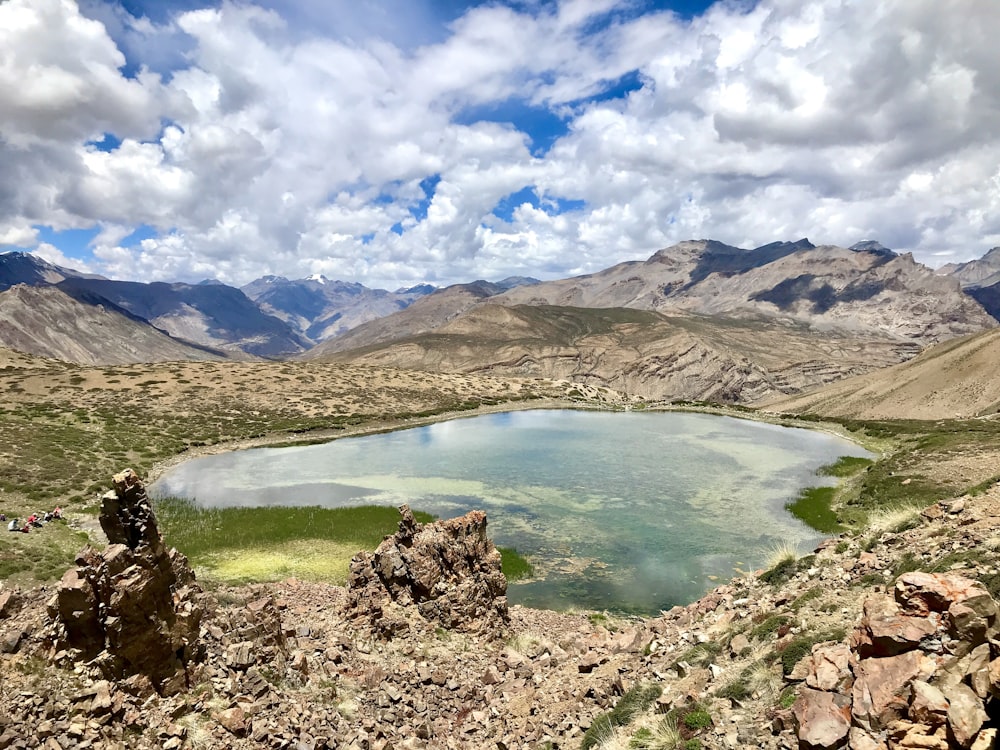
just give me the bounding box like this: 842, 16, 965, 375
496, 240, 994, 343
304, 280, 510, 358
316, 303, 918, 403
309, 240, 994, 376
764, 327, 1000, 419
0, 285, 230, 365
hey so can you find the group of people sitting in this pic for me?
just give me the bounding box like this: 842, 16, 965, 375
2, 508, 62, 533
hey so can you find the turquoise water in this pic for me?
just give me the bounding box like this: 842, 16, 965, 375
149, 410, 869, 614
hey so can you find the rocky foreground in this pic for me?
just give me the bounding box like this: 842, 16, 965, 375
3, 473, 1000, 749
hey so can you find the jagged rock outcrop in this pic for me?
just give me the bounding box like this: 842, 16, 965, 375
347, 504, 508, 636
792, 572, 1000, 749
47, 469, 204, 694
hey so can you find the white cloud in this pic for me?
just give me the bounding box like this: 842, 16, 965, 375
1, 0, 999, 289
31, 243, 94, 274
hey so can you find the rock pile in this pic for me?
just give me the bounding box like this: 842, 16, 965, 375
46, 469, 204, 693
347, 504, 508, 636
793, 571, 1000, 749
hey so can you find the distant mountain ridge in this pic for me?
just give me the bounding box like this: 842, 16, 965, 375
313, 239, 993, 362
240, 274, 434, 343
0, 251, 105, 289
313, 303, 921, 404
0, 250, 539, 362
307, 239, 995, 404
493, 239, 987, 342
938, 247, 1000, 288
2, 241, 998, 396
0, 284, 228, 364
57, 276, 308, 358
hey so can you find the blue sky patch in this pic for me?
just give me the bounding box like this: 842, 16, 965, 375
455, 99, 569, 156
86, 132, 123, 152
492, 186, 538, 221
585, 70, 646, 106
120, 224, 159, 247
34, 226, 102, 263
548, 197, 586, 213
408, 175, 442, 221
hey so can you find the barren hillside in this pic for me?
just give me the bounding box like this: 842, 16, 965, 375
316, 304, 920, 404
765, 328, 1000, 419
0, 285, 229, 365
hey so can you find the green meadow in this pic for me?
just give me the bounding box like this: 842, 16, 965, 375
153, 497, 533, 585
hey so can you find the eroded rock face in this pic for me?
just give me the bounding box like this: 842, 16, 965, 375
347, 504, 508, 636
48, 469, 203, 693
794, 572, 1000, 750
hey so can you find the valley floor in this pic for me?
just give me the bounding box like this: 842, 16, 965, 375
5, 356, 1000, 748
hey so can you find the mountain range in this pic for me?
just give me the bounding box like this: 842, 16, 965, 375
3, 240, 1000, 403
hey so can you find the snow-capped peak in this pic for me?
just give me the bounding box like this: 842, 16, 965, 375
307, 273, 328, 284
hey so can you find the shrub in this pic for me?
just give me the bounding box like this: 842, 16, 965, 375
580, 683, 662, 750
751, 615, 792, 641
682, 708, 712, 731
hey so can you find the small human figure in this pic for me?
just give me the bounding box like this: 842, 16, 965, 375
0, 513, 6, 521
6, 518, 18, 532
19, 523, 30, 533
44, 511, 53, 522
53, 507, 62, 520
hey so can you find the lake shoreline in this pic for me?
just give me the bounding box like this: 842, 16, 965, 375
148, 402, 871, 612
146, 396, 873, 485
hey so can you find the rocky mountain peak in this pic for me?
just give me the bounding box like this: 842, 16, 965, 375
397, 282, 437, 295
938, 246, 1000, 289
0, 250, 91, 291
849, 240, 897, 257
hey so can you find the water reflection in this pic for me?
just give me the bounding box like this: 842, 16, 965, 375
150, 410, 869, 613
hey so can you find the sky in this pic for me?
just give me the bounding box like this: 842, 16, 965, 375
1, 0, 999, 290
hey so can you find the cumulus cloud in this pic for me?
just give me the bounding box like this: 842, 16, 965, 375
1, 0, 999, 288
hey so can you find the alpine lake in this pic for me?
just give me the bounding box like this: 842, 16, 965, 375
149, 409, 870, 615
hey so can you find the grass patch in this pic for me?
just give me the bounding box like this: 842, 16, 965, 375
498, 547, 534, 582
776, 628, 847, 676
759, 552, 815, 586
154, 499, 434, 583
790, 587, 823, 611
785, 486, 844, 534
671, 641, 723, 669
784, 455, 873, 534
154, 499, 534, 585
891, 552, 924, 579
581, 683, 662, 750
204, 540, 363, 584
965, 475, 1000, 497
818, 456, 874, 477
750, 615, 792, 641
0, 522, 89, 583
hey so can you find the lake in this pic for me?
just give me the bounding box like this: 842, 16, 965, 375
149, 409, 869, 613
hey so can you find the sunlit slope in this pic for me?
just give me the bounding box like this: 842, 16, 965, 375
765, 328, 1000, 419
315, 303, 918, 403
0, 285, 230, 365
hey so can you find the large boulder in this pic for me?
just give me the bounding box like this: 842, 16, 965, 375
347, 504, 509, 636
794, 572, 1000, 750
48, 469, 204, 693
